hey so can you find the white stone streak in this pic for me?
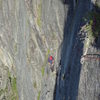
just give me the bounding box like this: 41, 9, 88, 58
0, 48, 13, 70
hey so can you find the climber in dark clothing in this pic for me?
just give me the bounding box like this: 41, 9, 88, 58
48, 56, 54, 72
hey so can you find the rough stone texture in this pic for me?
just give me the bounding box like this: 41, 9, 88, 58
0, 0, 100, 100
0, 63, 7, 90
0, 0, 64, 100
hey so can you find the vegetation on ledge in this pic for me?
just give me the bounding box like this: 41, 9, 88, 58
84, 5, 100, 39
37, 2, 42, 28
41, 49, 50, 76
37, 91, 41, 100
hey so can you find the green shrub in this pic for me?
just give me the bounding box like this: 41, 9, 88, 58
41, 49, 50, 76
41, 66, 45, 76
0, 89, 4, 96
37, 3, 42, 27
0, 71, 18, 100
37, 91, 41, 100
12, 78, 17, 92
8, 71, 19, 100
84, 8, 100, 38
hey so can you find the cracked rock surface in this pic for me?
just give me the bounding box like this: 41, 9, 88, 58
0, 0, 100, 100
0, 0, 64, 100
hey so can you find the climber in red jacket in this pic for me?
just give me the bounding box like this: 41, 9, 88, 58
48, 56, 54, 72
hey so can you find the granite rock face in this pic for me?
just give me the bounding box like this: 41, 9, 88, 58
0, 0, 64, 100
0, 0, 100, 100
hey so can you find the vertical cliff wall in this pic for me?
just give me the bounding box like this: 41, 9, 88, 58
55, 0, 100, 100
0, 0, 100, 100
0, 0, 65, 100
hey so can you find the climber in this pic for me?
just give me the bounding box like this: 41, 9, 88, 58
48, 56, 54, 72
